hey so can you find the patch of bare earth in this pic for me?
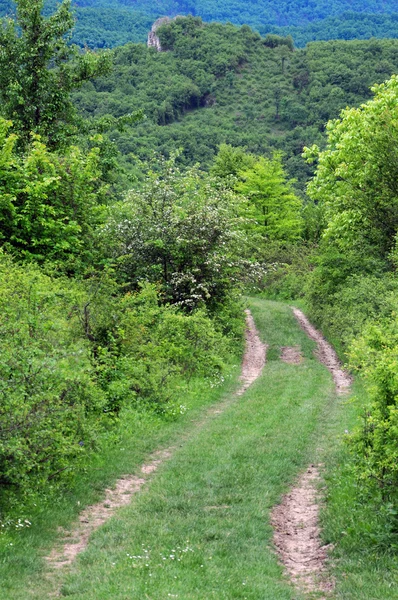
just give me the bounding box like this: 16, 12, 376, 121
280, 345, 303, 365
237, 309, 267, 395
271, 308, 351, 598
46, 448, 173, 569
46, 309, 266, 571
292, 308, 352, 395
272, 465, 334, 597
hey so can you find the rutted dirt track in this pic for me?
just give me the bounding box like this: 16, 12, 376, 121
46, 305, 348, 599
272, 465, 334, 597
238, 309, 267, 395
272, 307, 352, 598
46, 310, 266, 570
46, 449, 173, 569
293, 308, 352, 395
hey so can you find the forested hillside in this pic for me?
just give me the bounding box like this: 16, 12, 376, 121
0, 0, 398, 47
73, 17, 398, 191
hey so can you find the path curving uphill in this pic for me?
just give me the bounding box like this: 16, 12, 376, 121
293, 308, 352, 395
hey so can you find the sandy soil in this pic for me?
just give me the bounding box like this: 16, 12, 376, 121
293, 308, 352, 394
272, 465, 334, 597
237, 309, 267, 395
46, 448, 173, 569
280, 345, 303, 365
46, 309, 266, 570
271, 308, 352, 598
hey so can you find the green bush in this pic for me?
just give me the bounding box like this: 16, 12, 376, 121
101, 155, 247, 311
90, 282, 232, 416
0, 118, 107, 270
319, 274, 398, 347
349, 317, 398, 514
257, 241, 315, 300
0, 254, 238, 511
0, 255, 104, 497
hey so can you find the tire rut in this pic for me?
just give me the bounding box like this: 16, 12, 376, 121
45, 309, 266, 572
271, 307, 351, 598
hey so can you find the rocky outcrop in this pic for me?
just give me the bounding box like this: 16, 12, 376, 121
147, 17, 172, 51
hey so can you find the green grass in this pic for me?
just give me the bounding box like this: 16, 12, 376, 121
319, 377, 398, 600
10, 298, 335, 599
4, 298, 395, 599
0, 367, 241, 599
248, 297, 317, 361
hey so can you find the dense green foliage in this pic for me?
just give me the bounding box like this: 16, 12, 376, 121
0, 119, 106, 268
270, 12, 398, 48
1, 0, 398, 49
0, 256, 232, 501
74, 18, 398, 190
0, 0, 112, 149
237, 153, 303, 240
0, 3, 245, 514
0, 256, 104, 495
296, 77, 398, 518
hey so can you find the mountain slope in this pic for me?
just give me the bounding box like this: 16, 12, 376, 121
73, 18, 398, 190
0, 0, 398, 48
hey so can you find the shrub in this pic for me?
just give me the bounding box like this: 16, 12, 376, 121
349, 317, 398, 512
89, 282, 232, 416
0, 255, 104, 497
101, 155, 246, 311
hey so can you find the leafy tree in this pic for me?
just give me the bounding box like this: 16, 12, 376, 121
102, 155, 247, 310
304, 75, 398, 259
237, 152, 303, 240
0, 0, 111, 149
0, 118, 105, 269
210, 143, 255, 180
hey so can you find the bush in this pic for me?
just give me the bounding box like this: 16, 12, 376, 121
101, 155, 246, 311
0, 255, 104, 497
319, 274, 398, 347
257, 241, 315, 300
349, 317, 398, 513
91, 283, 232, 416
0, 254, 237, 511
0, 118, 106, 271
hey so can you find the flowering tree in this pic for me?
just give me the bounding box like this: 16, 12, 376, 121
103, 155, 246, 310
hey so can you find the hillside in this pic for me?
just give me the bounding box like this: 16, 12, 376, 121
73, 17, 398, 190
1, 0, 398, 47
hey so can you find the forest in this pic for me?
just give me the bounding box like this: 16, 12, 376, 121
1, 1, 398, 598
73, 18, 398, 193
0, 0, 398, 47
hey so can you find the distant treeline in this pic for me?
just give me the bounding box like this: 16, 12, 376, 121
0, 0, 397, 48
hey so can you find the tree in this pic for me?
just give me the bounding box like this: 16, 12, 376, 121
304, 75, 398, 260
0, 0, 111, 149
237, 152, 303, 241
102, 155, 246, 310
0, 118, 105, 269
210, 143, 255, 180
